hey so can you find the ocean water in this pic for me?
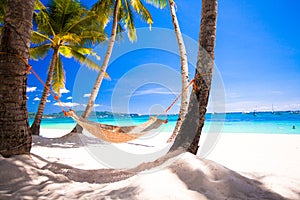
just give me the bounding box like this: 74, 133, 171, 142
29, 111, 300, 135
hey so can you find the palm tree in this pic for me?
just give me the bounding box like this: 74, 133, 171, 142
188, 0, 218, 154
80, 0, 166, 122
30, 0, 106, 135
0, 0, 35, 156
166, 0, 189, 142
169, 0, 218, 154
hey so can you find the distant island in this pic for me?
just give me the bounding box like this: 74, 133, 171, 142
28, 111, 142, 119
28, 110, 300, 119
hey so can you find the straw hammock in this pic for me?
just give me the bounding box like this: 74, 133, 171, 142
68, 110, 168, 143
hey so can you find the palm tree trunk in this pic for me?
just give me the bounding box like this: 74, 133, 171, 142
188, 0, 218, 154
0, 0, 35, 157
169, 0, 217, 154
72, 0, 121, 133
30, 48, 59, 135
166, 0, 189, 142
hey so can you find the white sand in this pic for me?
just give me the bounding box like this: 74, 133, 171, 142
1, 128, 300, 199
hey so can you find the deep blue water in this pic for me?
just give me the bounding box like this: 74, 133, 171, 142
29, 111, 300, 134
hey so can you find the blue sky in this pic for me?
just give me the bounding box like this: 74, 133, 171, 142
27, 0, 300, 114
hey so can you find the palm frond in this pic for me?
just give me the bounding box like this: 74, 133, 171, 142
58, 45, 73, 58
91, 0, 114, 24
122, 0, 137, 41
30, 44, 51, 60
79, 30, 107, 45
60, 33, 81, 45
31, 30, 52, 44
34, 0, 47, 11
71, 49, 110, 79
131, 0, 154, 26
33, 2, 56, 37
52, 55, 65, 95
144, 0, 167, 9
0, 0, 7, 24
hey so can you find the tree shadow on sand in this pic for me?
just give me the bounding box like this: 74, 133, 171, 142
170, 155, 290, 200
31, 153, 134, 184
0, 155, 67, 199
32, 132, 107, 149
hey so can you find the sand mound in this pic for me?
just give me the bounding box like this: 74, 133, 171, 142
0, 151, 292, 199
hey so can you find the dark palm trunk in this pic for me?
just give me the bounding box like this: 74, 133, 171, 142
0, 0, 35, 157
169, 0, 218, 154
188, 0, 218, 154
31, 49, 59, 135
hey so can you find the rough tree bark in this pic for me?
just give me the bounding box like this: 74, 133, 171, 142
169, 0, 218, 155
0, 0, 35, 157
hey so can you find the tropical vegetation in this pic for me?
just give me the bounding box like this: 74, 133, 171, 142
30, 0, 107, 135
80, 0, 167, 123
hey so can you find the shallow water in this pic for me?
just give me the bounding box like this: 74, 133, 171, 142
29, 111, 300, 134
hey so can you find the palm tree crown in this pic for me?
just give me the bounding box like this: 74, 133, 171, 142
30, 0, 107, 135
31, 0, 106, 94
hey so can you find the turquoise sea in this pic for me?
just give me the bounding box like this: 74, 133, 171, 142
29, 111, 300, 135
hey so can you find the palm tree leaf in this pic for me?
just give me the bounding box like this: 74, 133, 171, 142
31, 30, 52, 44
34, 0, 47, 11
0, 0, 7, 24
122, 0, 137, 41
52, 55, 65, 95
91, 0, 113, 23
58, 45, 73, 58
30, 44, 51, 60
60, 33, 81, 45
71, 48, 110, 79
144, 0, 167, 9
130, 0, 154, 26
78, 30, 107, 45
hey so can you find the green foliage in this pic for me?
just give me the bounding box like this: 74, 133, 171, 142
31, 0, 106, 94
30, 44, 51, 60
0, 0, 7, 24
52, 56, 65, 96
92, 0, 167, 42
145, 0, 167, 9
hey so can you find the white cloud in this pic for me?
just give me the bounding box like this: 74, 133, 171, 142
33, 97, 40, 101
46, 100, 51, 103
94, 104, 102, 107
53, 102, 80, 107
26, 96, 29, 100
27, 87, 37, 92
270, 90, 284, 95
83, 93, 91, 98
66, 96, 72, 100
60, 88, 70, 94
131, 88, 178, 97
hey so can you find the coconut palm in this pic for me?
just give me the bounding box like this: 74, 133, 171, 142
169, 0, 218, 154
166, 0, 189, 142
0, 0, 35, 156
81, 0, 166, 122
189, 0, 218, 154
30, 0, 106, 135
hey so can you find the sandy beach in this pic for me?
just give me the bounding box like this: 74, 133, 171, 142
1, 128, 300, 199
